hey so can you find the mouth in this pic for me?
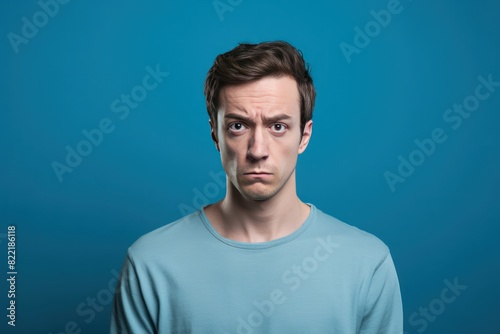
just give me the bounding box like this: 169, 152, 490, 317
243, 171, 273, 179
244, 171, 272, 175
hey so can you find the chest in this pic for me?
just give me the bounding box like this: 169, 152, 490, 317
153, 248, 365, 333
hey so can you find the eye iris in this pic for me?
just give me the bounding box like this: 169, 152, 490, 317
234, 123, 241, 130
275, 124, 282, 131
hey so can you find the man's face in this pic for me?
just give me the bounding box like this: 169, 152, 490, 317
211, 76, 312, 201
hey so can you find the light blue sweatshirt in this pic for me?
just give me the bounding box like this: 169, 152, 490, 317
111, 204, 403, 333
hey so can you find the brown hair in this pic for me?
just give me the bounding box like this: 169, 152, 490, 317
204, 41, 316, 134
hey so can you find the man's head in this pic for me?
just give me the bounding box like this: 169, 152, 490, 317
204, 41, 316, 201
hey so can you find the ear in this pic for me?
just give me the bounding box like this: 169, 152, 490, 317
209, 119, 220, 152
298, 120, 313, 154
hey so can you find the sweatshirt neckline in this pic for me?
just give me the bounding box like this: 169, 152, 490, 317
199, 204, 315, 249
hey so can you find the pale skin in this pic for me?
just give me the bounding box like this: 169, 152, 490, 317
204, 76, 313, 243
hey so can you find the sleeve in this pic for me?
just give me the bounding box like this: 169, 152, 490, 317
110, 254, 156, 334
359, 252, 404, 334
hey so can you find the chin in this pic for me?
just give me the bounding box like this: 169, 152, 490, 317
239, 185, 279, 201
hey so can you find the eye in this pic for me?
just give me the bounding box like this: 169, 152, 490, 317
228, 122, 247, 133
270, 123, 287, 134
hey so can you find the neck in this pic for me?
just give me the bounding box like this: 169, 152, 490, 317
210, 171, 310, 243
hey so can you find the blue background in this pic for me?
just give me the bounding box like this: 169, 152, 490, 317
1, 0, 499, 333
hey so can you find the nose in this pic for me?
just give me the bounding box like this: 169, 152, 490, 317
247, 127, 269, 161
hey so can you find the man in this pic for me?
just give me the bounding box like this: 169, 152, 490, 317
111, 41, 403, 333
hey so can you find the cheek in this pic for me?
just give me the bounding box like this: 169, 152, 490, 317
220, 140, 241, 172
283, 150, 298, 168
277, 141, 300, 169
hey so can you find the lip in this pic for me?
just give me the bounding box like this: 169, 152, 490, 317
244, 171, 272, 175
243, 172, 272, 178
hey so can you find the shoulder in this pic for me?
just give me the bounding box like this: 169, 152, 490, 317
310, 205, 390, 262
127, 210, 203, 261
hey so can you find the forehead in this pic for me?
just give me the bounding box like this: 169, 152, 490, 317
219, 76, 300, 117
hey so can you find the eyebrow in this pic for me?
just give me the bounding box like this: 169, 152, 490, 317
224, 112, 293, 124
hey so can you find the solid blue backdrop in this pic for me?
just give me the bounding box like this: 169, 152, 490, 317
1, 0, 499, 333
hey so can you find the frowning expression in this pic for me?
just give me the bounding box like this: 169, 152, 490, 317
211, 76, 312, 201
